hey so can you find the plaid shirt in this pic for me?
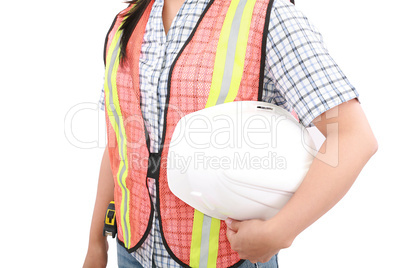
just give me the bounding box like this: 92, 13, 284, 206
99, 0, 359, 267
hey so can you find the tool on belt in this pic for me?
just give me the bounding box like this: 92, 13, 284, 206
103, 201, 117, 238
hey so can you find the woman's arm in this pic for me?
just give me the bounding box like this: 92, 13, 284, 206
226, 99, 378, 263
83, 146, 115, 268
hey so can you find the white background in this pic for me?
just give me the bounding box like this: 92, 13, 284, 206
0, 0, 401, 267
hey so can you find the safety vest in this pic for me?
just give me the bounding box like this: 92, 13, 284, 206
103, 0, 280, 267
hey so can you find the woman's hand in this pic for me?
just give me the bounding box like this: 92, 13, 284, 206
225, 218, 292, 263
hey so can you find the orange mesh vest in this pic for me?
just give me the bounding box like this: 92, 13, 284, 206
104, 0, 279, 267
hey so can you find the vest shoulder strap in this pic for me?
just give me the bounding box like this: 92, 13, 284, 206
103, 4, 133, 66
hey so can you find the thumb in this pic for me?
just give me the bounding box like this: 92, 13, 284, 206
225, 218, 241, 232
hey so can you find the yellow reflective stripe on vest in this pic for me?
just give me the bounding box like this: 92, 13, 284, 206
104, 26, 132, 249
190, 210, 221, 268
205, 0, 259, 108
192, 0, 260, 265
224, 0, 258, 103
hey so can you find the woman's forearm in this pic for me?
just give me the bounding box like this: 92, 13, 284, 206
88, 146, 114, 246
270, 99, 378, 245
223, 100, 377, 263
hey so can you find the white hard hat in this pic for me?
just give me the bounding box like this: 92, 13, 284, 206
167, 101, 316, 221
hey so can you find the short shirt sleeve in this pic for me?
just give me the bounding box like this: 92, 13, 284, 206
262, 0, 359, 127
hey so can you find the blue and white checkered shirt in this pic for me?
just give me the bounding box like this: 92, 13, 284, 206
99, 0, 359, 267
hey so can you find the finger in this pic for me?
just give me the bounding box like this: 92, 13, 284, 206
226, 228, 238, 252
226, 227, 235, 242
225, 218, 241, 232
